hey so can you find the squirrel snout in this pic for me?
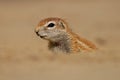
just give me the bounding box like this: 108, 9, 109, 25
35, 31, 39, 36
35, 28, 39, 36
35, 26, 41, 36
35, 29, 47, 39
35, 31, 44, 38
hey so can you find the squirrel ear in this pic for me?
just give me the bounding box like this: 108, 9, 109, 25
59, 21, 66, 29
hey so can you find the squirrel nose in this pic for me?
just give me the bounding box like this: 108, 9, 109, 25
35, 26, 41, 36
35, 31, 39, 36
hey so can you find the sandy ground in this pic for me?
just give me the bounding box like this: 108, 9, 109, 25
0, 0, 120, 80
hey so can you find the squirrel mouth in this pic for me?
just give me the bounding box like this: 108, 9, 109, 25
39, 35, 48, 39
40, 35, 46, 38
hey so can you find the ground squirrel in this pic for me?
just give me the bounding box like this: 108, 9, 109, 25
35, 17, 97, 53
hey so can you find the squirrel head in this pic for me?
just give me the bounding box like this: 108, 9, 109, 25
35, 17, 71, 42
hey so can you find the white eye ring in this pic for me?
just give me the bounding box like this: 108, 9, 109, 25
45, 21, 56, 29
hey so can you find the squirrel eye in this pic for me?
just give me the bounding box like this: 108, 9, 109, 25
47, 23, 55, 27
